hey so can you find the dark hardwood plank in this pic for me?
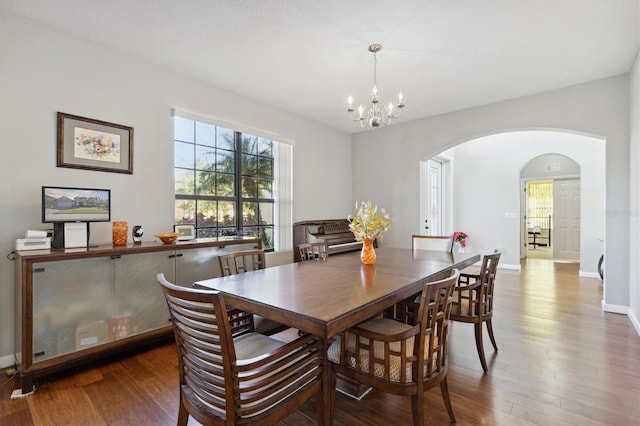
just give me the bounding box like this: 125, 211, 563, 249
1, 258, 638, 425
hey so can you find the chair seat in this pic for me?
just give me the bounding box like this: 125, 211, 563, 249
451, 301, 472, 316
254, 315, 289, 335
234, 332, 287, 359
459, 266, 480, 278
328, 318, 437, 383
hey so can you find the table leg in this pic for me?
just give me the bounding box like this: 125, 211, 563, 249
322, 337, 331, 426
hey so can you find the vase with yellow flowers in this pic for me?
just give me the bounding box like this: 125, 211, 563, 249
348, 201, 394, 265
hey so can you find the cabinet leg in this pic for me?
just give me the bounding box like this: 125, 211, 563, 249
20, 373, 35, 395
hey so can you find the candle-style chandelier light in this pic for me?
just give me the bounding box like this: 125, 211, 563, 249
346, 44, 405, 128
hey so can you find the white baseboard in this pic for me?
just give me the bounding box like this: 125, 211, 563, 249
601, 301, 629, 315
500, 263, 521, 271
602, 302, 640, 337
629, 309, 640, 336
579, 270, 601, 279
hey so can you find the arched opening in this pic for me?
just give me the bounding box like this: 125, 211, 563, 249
421, 130, 604, 276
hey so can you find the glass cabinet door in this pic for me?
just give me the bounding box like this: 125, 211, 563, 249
113, 251, 174, 338
175, 243, 257, 286
32, 257, 114, 362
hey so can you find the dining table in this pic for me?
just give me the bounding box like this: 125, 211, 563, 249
194, 247, 480, 425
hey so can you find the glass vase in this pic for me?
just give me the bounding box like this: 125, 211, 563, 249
454, 240, 465, 253
360, 238, 376, 265
112, 221, 128, 246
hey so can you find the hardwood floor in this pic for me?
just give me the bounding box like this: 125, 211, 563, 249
1, 259, 639, 425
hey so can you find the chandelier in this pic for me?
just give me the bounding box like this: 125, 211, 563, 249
346, 44, 405, 128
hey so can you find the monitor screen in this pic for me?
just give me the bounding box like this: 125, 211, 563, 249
42, 186, 111, 223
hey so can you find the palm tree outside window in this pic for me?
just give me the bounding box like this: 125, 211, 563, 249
174, 117, 275, 250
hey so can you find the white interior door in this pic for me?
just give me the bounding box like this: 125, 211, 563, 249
425, 159, 443, 235
554, 179, 580, 260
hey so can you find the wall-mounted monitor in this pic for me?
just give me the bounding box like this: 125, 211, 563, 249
42, 186, 111, 223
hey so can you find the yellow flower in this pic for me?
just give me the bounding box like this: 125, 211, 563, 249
348, 201, 394, 242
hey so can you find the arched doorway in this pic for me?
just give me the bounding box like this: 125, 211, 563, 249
421, 130, 604, 276
520, 154, 581, 261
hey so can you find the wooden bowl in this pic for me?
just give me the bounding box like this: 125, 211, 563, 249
155, 232, 181, 244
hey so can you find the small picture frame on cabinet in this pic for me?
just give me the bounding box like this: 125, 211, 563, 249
174, 224, 195, 241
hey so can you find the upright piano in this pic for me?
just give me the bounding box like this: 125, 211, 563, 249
293, 219, 364, 262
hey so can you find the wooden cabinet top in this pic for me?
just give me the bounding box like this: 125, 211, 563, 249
15, 237, 262, 263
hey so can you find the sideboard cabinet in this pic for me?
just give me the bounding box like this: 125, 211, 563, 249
15, 237, 261, 394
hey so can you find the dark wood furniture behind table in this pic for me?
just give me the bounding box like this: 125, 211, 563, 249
14, 237, 261, 395
195, 247, 480, 425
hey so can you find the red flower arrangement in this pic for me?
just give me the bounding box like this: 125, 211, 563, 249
453, 231, 468, 247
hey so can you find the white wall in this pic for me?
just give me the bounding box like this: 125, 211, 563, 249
0, 11, 352, 364
352, 76, 631, 317
521, 153, 581, 179
629, 47, 640, 333
447, 131, 604, 273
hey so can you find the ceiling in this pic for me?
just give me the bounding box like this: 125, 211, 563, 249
3, 0, 639, 133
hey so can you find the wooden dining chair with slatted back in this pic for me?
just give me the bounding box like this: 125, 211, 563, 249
328, 269, 460, 426
156, 273, 324, 426
218, 249, 266, 275
218, 249, 289, 335
450, 250, 501, 373
411, 235, 454, 252
297, 241, 329, 261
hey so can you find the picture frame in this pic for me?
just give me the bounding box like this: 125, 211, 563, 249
174, 224, 196, 241
57, 112, 134, 174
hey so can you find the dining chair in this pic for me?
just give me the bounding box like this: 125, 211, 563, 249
411, 234, 453, 252
328, 269, 460, 425
156, 273, 324, 426
458, 248, 501, 285
218, 249, 289, 335
450, 250, 501, 373
297, 241, 329, 261
218, 249, 266, 275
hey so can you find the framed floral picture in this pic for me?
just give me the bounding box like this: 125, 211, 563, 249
57, 112, 134, 174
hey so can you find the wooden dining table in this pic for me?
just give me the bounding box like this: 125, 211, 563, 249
195, 247, 480, 425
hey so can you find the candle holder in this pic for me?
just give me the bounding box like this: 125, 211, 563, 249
112, 221, 128, 246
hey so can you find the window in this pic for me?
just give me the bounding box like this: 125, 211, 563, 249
173, 112, 292, 251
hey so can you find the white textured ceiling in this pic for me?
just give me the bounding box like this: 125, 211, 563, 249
2, 0, 638, 133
